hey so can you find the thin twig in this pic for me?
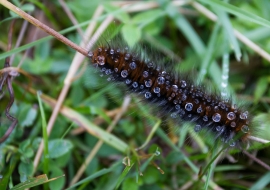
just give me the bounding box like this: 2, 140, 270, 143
58, 0, 84, 38
10, 18, 29, 66
242, 150, 270, 170
248, 136, 270, 144
0, 0, 88, 57
0, 20, 18, 143
33, 5, 105, 172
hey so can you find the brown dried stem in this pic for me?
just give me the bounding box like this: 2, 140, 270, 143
0, 20, 18, 143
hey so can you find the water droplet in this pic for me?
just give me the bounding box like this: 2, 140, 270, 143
114, 58, 119, 63
101, 67, 106, 72
143, 71, 149, 78
125, 53, 130, 60
121, 70, 128, 78
185, 103, 193, 111
97, 55, 105, 65
145, 79, 153, 87
105, 69, 112, 75
181, 80, 187, 88
171, 112, 178, 118
216, 125, 222, 131
98, 47, 102, 52
240, 111, 248, 120
197, 106, 203, 113
114, 68, 118, 72
172, 85, 178, 92
88, 51, 93, 57
154, 87, 160, 93
241, 125, 249, 133
212, 113, 221, 122
229, 141, 236, 147
116, 48, 120, 52
110, 49, 114, 54
126, 79, 132, 84
194, 125, 201, 132
157, 77, 165, 84
203, 116, 208, 121
140, 85, 144, 89
155, 150, 160, 156
214, 106, 219, 112
221, 82, 227, 88
227, 112, 236, 120
148, 62, 154, 68
219, 102, 226, 109
145, 91, 152, 99
165, 81, 170, 85
194, 99, 199, 104
181, 94, 187, 101
188, 114, 192, 117
107, 77, 111, 81
230, 122, 236, 127
175, 104, 180, 110
132, 82, 138, 88
129, 62, 137, 70
180, 110, 185, 116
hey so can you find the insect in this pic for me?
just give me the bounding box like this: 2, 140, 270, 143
1, 1, 270, 189
88, 36, 251, 149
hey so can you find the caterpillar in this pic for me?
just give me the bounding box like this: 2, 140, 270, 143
88, 36, 252, 149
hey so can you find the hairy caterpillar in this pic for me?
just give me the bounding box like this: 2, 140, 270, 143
87, 36, 252, 149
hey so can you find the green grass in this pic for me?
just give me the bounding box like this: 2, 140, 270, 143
0, 0, 270, 189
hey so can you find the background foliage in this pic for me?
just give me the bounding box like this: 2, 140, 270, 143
0, 0, 270, 189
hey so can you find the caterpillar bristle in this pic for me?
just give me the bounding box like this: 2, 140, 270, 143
88, 36, 252, 149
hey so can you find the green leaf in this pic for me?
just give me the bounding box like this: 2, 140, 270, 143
142, 167, 160, 185
19, 139, 31, 152
0, 156, 19, 190
254, 77, 268, 103
199, 0, 270, 28
49, 167, 65, 190
122, 177, 139, 190
32, 57, 53, 74
11, 174, 64, 190
103, 3, 130, 23
120, 120, 135, 137
20, 106, 37, 127
121, 24, 142, 47
115, 163, 134, 189
216, 9, 241, 61
18, 162, 34, 182
66, 161, 122, 190
250, 171, 270, 190
132, 9, 166, 28
48, 139, 73, 158
35, 41, 50, 60
20, 3, 35, 12
166, 151, 184, 164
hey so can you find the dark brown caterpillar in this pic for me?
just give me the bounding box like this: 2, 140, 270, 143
87, 40, 251, 148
